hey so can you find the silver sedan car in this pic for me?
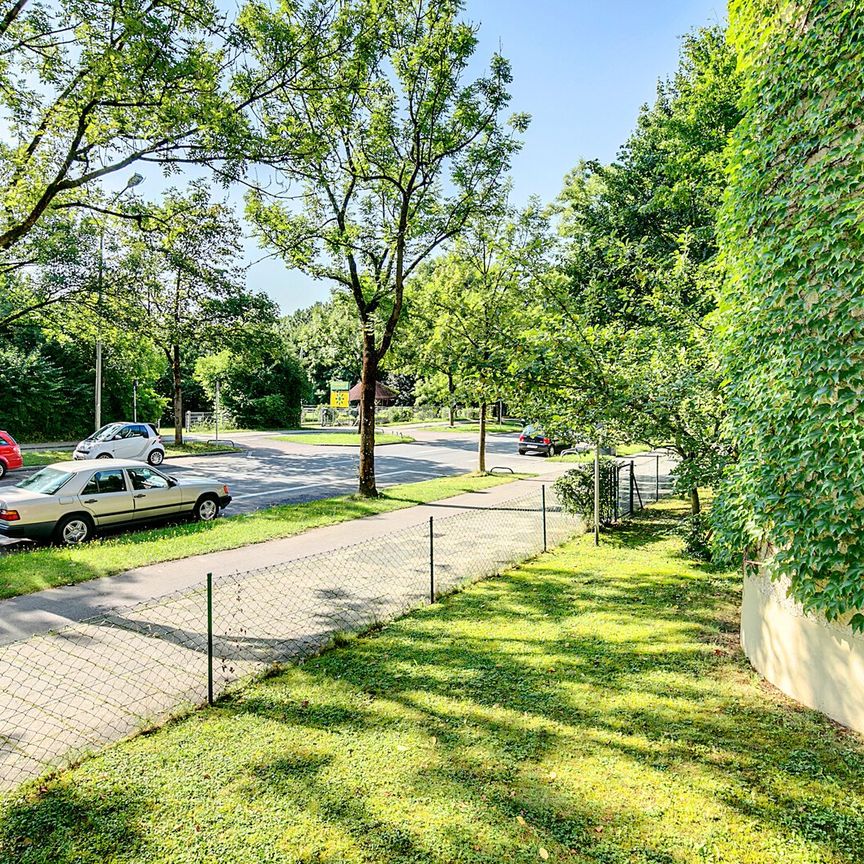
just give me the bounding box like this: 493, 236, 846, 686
0, 460, 232, 545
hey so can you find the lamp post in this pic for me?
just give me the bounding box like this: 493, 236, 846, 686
95, 172, 143, 431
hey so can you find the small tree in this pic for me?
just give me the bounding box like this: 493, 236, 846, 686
405, 207, 540, 471
243, 0, 525, 495
125, 184, 277, 443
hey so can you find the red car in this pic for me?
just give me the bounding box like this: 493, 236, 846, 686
0, 431, 23, 479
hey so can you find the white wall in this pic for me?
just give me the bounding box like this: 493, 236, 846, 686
741, 570, 864, 734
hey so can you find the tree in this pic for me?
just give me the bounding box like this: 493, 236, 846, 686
282, 294, 362, 401
515, 26, 741, 513
195, 347, 309, 429
243, 0, 525, 496
713, 1, 864, 627
404, 207, 541, 470
123, 184, 277, 443
0, 0, 254, 255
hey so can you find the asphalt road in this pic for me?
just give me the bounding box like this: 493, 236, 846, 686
0, 429, 678, 546
0, 429, 552, 547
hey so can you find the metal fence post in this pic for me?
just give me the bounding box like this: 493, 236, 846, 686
206, 572, 214, 706
614, 464, 619, 522
655, 453, 660, 502
629, 461, 635, 516
429, 516, 435, 604
541, 484, 547, 552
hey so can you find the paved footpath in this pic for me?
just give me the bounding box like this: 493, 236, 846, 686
0, 473, 583, 791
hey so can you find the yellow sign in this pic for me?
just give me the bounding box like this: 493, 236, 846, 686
330, 390, 349, 408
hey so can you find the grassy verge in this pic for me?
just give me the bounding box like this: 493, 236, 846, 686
20, 442, 241, 468
164, 442, 242, 458
20, 450, 73, 467
550, 443, 657, 463
435, 422, 522, 434
276, 432, 414, 446
0, 473, 519, 600
4, 500, 862, 864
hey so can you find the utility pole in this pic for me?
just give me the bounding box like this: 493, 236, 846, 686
132, 379, 138, 422
214, 378, 221, 442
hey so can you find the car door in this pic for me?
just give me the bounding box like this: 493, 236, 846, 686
78, 469, 135, 526
126, 466, 183, 520
112, 425, 148, 460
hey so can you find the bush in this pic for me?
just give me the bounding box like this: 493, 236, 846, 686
553, 458, 618, 524
680, 512, 713, 561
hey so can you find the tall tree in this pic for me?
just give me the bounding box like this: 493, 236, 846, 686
122, 184, 277, 443
281, 294, 362, 401
517, 26, 741, 513
244, 0, 525, 496
404, 207, 543, 470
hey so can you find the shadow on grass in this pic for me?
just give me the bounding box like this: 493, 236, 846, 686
2, 501, 863, 863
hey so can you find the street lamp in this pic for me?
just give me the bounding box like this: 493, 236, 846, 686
95, 173, 144, 431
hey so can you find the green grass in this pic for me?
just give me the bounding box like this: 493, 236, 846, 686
164, 441, 242, 458
20, 450, 73, 467
435, 421, 522, 434
20, 442, 240, 468
0, 473, 518, 601
276, 432, 414, 446
550, 443, 657, 463
4, 500, 863, 864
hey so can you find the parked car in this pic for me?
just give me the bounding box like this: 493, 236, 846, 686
0, 460, 231, 545
0, 431, 23, 479
518, 425, 572, 457
74, 422, 165, 465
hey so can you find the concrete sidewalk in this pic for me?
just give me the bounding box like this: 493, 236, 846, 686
0, 473, 564, 646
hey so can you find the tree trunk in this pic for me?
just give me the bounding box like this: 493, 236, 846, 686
478, 401, 487, 473
690, 487, 701, 515
358, 337, 378, 497
172, 344, 183, 446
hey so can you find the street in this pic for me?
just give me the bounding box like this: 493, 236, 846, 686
1, 427, 546, 517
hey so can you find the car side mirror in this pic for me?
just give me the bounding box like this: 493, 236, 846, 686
168, 476, 178, 486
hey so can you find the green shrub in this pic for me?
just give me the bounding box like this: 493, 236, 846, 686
553, 458, 618, 524
680, 512, 713, 561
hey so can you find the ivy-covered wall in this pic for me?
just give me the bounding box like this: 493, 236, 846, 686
714, 0, 864, 627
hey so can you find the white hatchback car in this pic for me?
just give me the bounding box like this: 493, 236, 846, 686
74, 422, 165, 466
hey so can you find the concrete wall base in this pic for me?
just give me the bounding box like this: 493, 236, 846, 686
741, 570, 864, 734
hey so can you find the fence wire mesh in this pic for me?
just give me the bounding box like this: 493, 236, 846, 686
0, 487, 582, 793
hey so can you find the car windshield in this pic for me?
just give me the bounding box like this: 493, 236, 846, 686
15, 467, 73, 495
90, 423, 124, 442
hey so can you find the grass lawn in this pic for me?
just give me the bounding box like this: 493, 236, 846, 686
550, 443, 657, 463
0, 473, 517, 601
20, 450, 73, 467
276, 432, 414, 446
436, 421, 522, 434
4, 500, 862, 864
164, 441, 242, 458
20, 442, 240, 468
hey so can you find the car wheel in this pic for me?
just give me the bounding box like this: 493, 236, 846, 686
54, 514, 93, 546
147, 449, 165, 466
193, 494, 219, 522
518, 448, 527, 456
0, 461, 6, 479
96, 453, 112, 459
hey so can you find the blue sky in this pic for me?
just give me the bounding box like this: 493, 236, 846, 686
231, 0, 727, 312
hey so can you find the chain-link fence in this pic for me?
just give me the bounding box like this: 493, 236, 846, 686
612, 450, 677, 520
0, 487, 581, 793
